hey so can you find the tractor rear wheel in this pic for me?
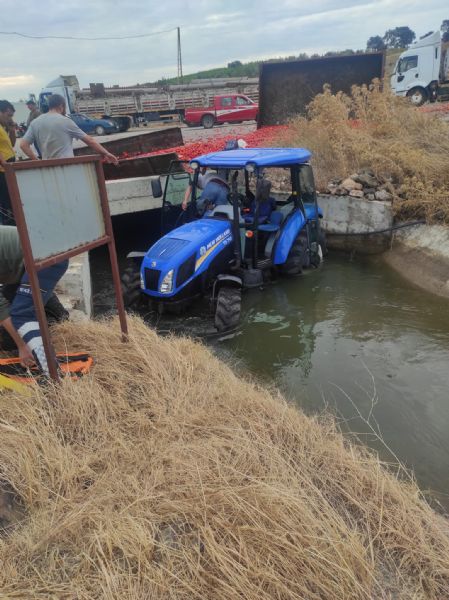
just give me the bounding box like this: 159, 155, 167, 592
214, 287, 241, 332
121, 264, 142, 309
280, 235, 307, 276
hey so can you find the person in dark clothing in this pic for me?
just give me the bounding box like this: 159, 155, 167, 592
243, 179, 276, 224
26, 100, 41, 127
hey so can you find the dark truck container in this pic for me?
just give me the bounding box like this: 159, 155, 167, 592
258, 53, 384, 126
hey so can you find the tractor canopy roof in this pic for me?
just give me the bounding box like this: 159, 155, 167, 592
191, 148, 311, 170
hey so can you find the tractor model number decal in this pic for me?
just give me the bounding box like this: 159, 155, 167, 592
195, 229, 231, 271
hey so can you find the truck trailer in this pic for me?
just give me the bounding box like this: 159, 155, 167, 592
36, 75, 259, 131
390, 31, 449, 106
258, 53, 384, 126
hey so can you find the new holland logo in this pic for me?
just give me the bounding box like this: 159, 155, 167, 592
199, 246, 206, 256
151, 260, 157, 267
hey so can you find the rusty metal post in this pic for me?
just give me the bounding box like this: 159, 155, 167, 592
94, 160, 128, 340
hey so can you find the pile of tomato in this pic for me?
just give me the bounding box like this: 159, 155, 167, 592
117, 125, 288, 163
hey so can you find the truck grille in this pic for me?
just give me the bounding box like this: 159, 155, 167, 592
144, 268, 161, 291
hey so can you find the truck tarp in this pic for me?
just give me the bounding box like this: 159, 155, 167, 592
258, 53, 384, 126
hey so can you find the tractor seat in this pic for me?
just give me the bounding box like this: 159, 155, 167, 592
258, 210, 283, 232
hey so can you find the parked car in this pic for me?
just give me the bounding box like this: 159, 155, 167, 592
184, 94, 258, 128
69, 113, 118, 135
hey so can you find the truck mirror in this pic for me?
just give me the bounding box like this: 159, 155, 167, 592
151, 177, 163, 198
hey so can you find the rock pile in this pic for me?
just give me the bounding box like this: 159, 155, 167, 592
326, 171, 394, 202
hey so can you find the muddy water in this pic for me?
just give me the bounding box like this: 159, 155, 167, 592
91, 228, 449, 509
221, 255, 449, 509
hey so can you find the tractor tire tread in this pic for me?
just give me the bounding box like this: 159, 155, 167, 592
121, 265, 142, 309
214, 287, 241, 332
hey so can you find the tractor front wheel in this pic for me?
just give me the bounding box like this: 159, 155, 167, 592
214, 287, 241, 332
121, 264, 142, 309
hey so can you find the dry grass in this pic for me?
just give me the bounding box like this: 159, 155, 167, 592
279, 82, 449, 223
0, 316, 449, 599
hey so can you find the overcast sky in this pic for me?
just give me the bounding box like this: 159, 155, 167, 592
1, 0, 448, 100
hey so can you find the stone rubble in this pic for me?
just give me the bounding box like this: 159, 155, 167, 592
325, 170, 394, 202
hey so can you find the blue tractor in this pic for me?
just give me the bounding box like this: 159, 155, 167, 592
121, 147, 326, 331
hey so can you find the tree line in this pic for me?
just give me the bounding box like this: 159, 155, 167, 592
367, 20, 449, 51
153, 19, 449, 85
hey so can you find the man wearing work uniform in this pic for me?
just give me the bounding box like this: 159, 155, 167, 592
20, 93, 119, 163
0, 100, 17, 225
0, 226, 68, 374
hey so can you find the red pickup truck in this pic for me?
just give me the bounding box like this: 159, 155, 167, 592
184, 94, 258, 128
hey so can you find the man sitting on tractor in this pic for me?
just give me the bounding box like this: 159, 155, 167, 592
242, 179, 277, 224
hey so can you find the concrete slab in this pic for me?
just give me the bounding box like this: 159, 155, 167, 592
56, 253, 92, 317
106, 176, 165, 216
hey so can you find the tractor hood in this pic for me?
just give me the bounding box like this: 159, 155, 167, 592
141, 218, 233, 297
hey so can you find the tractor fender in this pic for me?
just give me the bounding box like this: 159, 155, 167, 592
212, 274, 242, 301
273, 210, 306, 265
126, 251, 146, 266
215, 274, 242, 288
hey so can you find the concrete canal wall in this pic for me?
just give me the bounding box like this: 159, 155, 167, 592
318, 193, 393, 254
384, 224, 449, 299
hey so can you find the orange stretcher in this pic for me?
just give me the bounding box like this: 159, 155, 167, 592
0, 352, 94, 389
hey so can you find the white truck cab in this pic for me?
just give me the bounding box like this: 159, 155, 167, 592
38, 75, 80, 114
390, 31, 448, 106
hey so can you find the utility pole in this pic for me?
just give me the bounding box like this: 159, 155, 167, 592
177, 26, 183, 83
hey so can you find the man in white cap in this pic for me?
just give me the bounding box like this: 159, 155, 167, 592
182, 169, 230, 215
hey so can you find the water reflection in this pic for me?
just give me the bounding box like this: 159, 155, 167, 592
222, 256, 449, 509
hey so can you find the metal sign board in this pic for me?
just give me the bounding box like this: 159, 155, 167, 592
15, 161, 105, 261
5, 155, 127, 380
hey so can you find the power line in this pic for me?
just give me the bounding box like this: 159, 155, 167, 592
0, 28, 177, 41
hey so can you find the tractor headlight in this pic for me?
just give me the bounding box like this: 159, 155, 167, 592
190, 160, 199, 170
140, 272, 145, 289
245, 162, 256, 173
160, 269, 174, 294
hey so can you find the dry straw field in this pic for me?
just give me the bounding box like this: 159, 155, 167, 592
280, 82, 449, 223
1, 317, 449, 599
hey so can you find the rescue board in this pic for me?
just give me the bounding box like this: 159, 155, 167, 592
0, 352, 94, 388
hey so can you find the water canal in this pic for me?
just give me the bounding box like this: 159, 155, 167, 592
92, 230, 449, 510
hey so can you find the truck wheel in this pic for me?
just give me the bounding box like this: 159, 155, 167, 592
121, 264, 142, 309
214, 287, 241, 332
202, 114, 215, 129
95, 125, 106, 136
406, 87, 427, 107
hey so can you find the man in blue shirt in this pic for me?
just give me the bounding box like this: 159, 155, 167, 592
182, 171, 229, 215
